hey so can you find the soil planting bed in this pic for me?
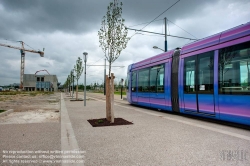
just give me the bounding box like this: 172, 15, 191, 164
70, 99, 83, 101
88, 118, 133, 127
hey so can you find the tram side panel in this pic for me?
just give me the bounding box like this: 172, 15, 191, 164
217, 41, 250, 126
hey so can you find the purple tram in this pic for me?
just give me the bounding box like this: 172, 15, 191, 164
126, 22, 250, 126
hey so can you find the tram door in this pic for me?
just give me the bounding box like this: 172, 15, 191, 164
183, 51, 215, 114
131, 71, 138, 103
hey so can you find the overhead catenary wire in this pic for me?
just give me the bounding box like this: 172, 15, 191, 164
127, 18, 198, 40
167, 19, 197, 39
128, 19, 164, 28
130, 0, 181, 38
135, 33, 165, 37
87, 56, 104, 69
127, 27, 197, 40
140, 0, 180, 30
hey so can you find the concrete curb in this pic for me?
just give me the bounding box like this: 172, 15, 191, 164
60, 93, 84, 166
0, 109, 14, 117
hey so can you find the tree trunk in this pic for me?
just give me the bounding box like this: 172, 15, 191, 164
76, 86, 78, 100
71, 86, 73, 96
69, 86, 71, 96
76, 80, 78, 100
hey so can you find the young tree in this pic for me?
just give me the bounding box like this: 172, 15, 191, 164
98, 0, 130, 123
74, 57, 83, 100
69, 70, 75, 96
64, 77, 70, 93
98, 0, 129, 77
67, 75, 72, 96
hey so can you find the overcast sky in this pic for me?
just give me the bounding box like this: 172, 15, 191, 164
0, 0, 250, 86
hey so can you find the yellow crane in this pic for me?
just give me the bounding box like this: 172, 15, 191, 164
0, 41, 44, 89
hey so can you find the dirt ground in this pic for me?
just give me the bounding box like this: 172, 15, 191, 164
0, 92, 60, 124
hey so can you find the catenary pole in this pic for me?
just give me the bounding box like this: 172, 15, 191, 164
165, 17, 167, 52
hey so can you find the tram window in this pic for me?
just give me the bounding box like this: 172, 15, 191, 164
150, 65, 164, 93
219, 41, 250, 95
184, 56, 196, 93
197, 51, 214, 94
131, 71, 137, 92
184, 51, 214, 94
138, 68, 149, 92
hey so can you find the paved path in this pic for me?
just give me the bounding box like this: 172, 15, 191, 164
64, 92, 250, 166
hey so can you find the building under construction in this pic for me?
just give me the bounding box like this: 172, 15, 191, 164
23, 74, 58, 91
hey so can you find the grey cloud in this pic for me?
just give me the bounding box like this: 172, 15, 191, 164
0, 0, 110, 36
0, 0, 220, 37
123, 0, 218, 26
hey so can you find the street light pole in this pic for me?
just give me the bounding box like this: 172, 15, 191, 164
83, 52, 88, 106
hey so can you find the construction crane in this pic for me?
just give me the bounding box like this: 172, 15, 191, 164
35, 69, 50, 75
0, 41, 44, 89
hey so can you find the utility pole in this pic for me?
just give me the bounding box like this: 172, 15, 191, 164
87, 64, 124, 96
164, 17, 167, 52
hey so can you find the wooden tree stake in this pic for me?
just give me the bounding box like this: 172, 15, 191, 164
110, 73, 115, 123
106, 75, 111, 121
